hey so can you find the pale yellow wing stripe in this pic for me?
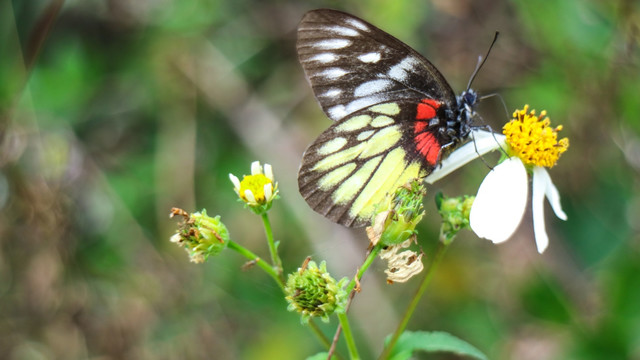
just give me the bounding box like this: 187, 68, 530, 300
313, 141, 367, 171
313, 121, 401, 173
318, 162, 357, 189
298, 98, 435, 227
349, 148, 423, 221
314, 123, 402, 187
332, 155, 383, 204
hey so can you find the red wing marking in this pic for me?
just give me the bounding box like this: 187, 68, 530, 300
414, 99, 442, 165
414, 131, 440, 165
415, 99, 440, 120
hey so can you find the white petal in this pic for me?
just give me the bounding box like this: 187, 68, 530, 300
535, 167, 567, 221
532, 167, 549, 253
229, 174, 241, 190
170, 233, 182, 243
264, 163, 274, 181
244, 189, 256, 203
251, 161, 261, 175
263, 183, 272, 201
426, 130, 507, 184
531, 167, 567, 253
470, 157, 528, 243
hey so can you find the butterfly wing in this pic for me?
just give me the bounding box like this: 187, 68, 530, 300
297, 9, 458, 121
297, 9, 469, 227
299, 99, 452, 227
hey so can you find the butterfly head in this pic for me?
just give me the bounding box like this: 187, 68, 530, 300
455, 88, 478, 140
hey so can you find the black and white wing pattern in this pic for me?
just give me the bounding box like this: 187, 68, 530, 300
297, 9, 458, 121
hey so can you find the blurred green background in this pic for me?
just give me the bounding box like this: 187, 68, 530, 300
1, 0, 639, 359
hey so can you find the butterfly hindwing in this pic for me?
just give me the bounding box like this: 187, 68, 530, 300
298, 99, 447, 227
297, 9, 458, 122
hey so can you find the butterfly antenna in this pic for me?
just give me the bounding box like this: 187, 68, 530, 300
466, 31, 500, 91
480, 92, 510, 121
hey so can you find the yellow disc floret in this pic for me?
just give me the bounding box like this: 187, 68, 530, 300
239, 174, 272, 203
503, 105, 569, 168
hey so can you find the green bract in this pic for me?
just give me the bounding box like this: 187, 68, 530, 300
436, 193, 474, 245
284, 260, 348, 323
170, 209, 230, 263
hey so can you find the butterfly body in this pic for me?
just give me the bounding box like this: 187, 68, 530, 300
297, 9, 478, 227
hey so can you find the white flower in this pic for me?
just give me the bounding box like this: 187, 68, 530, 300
228, 161, 278, 212
468, 157, 567, 253
426, 105, 569, 254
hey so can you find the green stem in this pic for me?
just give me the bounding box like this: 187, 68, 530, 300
346, 245, 382, 293
378, 242, 450, 360
328, 245, 382, 359
307, 320, 332, 353
338, 312, 360, 360
227, 241, 338, 357
261, 212, 283, 279
227, 240, 284, 290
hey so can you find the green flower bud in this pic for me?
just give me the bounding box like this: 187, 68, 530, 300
435, 193, 475, 244
367, 180, 426, 246
169, 208, 230, 263
285, 258, 348, 323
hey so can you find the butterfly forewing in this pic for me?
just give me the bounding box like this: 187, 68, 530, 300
297, 9, 458, 122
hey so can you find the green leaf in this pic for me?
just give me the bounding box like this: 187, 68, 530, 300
306, 352, 337, 360
386, 331, 488, 360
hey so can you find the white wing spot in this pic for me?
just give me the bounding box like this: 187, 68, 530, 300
345, 95, 385, 114
328, 105, 348, 120
358, 52, 381, 63
309, 53, 338, 63
312, 39, 351, 50
316, 68, 348, 79
345, 18, 369, 32
322, 88, 342, 98
388, 57, 419, 82
354, 79, 393, 97
327, 26, 360, 37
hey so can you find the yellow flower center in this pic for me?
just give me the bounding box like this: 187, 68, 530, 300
239, 174, 272, 203
503, 105, 569, 168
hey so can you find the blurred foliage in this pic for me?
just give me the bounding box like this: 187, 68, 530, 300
1, 0, 640, 359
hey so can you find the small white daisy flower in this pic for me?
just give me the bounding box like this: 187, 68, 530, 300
229, 161, 279, 213
428, 106, 569, 253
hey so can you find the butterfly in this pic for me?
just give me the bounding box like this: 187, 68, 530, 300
297, 9, 482, 228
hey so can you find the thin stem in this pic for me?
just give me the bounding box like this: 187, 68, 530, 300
228, 240, 339, 357
338, 312, 360, 360
227, 240, 284, 290
261, 212, 283, 279
328, 244, 382, 359
346, 245, 382, 294
378, 242, 450, 360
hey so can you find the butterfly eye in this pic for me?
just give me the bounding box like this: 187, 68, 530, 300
463, 91, 478, 107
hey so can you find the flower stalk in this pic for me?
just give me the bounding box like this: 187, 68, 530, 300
227, 240, 284, 290
261, 212, 283, 278
378, 241, 450, 360
338, 312, 360, 360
